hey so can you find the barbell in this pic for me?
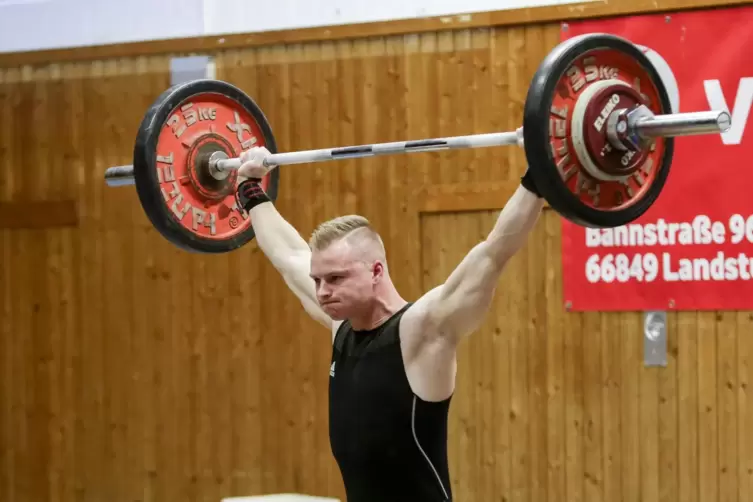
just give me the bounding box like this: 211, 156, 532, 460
104, 33, 731, 254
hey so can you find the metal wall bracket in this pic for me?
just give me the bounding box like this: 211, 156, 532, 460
643, 310, 667, 367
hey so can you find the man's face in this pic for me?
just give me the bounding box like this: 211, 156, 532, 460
310, 239, 381, 321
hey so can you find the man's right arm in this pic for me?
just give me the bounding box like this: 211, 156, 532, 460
235, 147, 341, 338
247, 200, 337, 332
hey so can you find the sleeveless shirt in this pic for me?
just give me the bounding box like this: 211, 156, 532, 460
328, 303, 453, 502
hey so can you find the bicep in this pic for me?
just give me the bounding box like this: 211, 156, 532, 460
442, 241, 502, 298
422, 242, 503, 338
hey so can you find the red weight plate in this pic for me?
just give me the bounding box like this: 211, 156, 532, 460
550, 49, 665, 211
523, 33, 673, 229
133, 79, 279, 253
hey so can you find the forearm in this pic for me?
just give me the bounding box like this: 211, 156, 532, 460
248, 201, 311, 267
247, 201, 332, 327
484, 185, 545, 265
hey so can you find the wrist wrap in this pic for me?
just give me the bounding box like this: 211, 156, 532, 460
236, 179, 271, 212
521, 170, 542, 198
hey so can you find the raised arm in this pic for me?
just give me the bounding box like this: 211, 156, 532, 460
236, 148, 335, 333
247, 202, 334, 329
409, 179, 545, 344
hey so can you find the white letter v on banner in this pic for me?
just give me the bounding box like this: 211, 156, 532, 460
703, 77, 753, 145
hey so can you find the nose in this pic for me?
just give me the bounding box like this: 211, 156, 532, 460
316, 282, 332, 301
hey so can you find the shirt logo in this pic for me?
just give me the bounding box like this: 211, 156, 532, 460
329, 361, 336, 377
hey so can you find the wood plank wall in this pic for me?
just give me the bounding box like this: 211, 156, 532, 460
1, 2, 752, 502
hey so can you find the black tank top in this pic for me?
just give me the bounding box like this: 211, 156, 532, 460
328, 303, 453, 501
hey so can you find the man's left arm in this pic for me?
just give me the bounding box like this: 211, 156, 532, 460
415, 184, 545, 343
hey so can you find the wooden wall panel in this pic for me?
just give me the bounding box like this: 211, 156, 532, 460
0, 57, 175, 502
1, 5, 753, 502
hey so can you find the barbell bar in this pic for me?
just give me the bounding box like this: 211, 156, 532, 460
104, 130, 521, 187
103, 32, 733, 254
103, 108, 728, 188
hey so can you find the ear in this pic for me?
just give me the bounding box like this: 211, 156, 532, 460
371, 261, 385, 281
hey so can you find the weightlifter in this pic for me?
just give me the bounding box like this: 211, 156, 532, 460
234, 145, 545, 501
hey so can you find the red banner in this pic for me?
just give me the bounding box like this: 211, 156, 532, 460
560, 6, 753, 311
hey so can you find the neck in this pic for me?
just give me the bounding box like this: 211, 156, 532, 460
350, 285, 407, 331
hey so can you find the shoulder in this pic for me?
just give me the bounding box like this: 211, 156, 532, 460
398, 285, 446, 346
331, 319, 347, 345
399, 286, 443, 329
398, 288, 459, 401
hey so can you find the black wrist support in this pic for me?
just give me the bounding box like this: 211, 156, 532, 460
236, 179, 271, 212
520, 169, 542, 198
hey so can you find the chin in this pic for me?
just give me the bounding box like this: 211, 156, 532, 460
322, 303, 348, 321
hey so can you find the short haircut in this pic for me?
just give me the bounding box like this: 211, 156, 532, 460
308, 214, 385, 259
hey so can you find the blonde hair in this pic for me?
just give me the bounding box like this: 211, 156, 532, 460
308, 214, 384, 256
